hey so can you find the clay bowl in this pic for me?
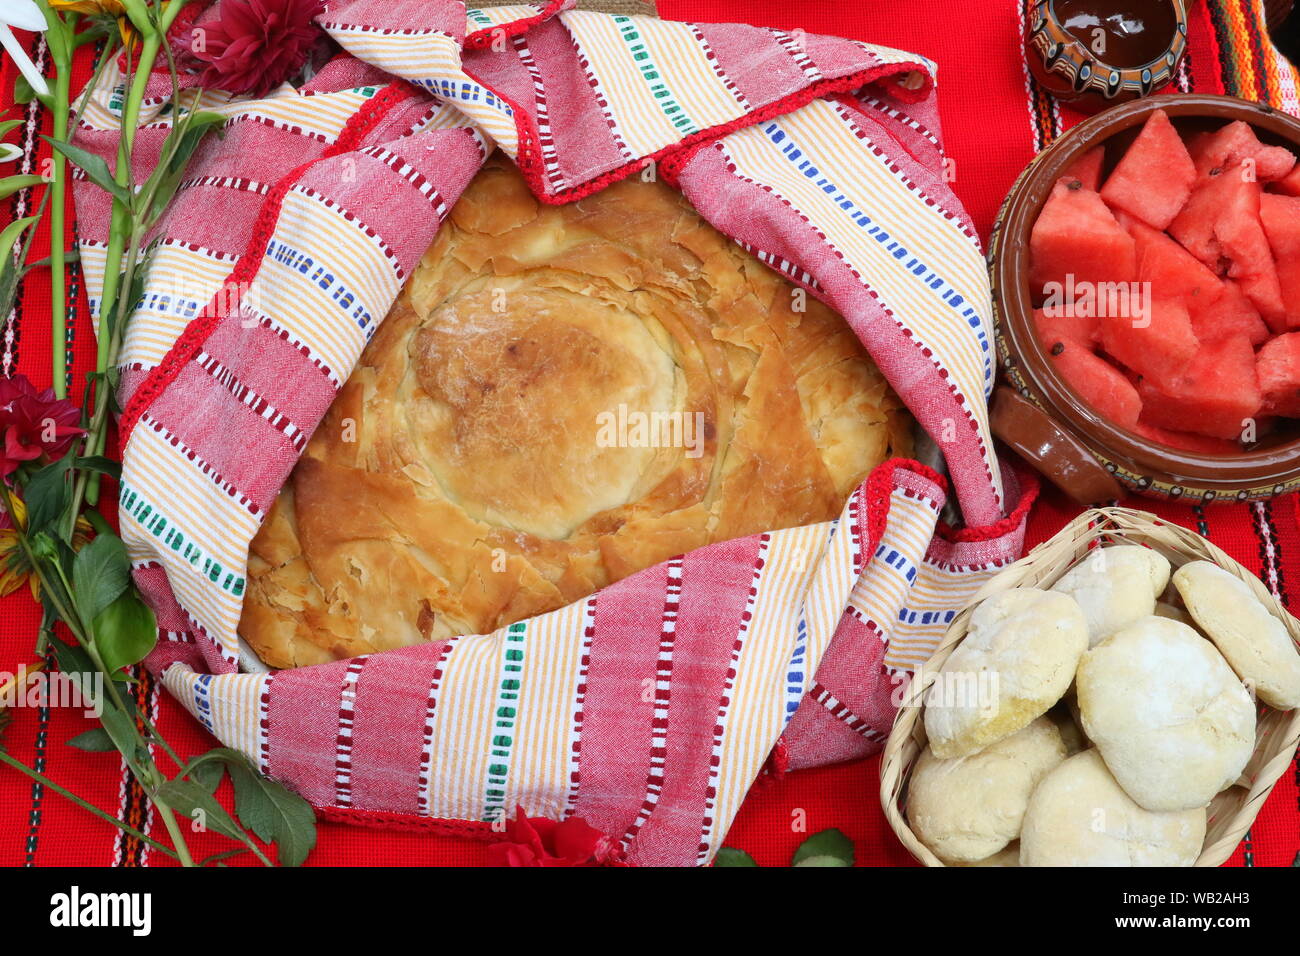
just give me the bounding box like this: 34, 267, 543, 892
989, 93, 1300, 506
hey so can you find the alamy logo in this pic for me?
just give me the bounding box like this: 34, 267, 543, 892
49, 886, 151, 936
595, 404, 707, 459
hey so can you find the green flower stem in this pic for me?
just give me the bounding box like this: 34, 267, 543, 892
41, 7, 76, 399
0, 751, 180, 861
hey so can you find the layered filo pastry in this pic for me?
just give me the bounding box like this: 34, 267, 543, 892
240, 156, 913, 668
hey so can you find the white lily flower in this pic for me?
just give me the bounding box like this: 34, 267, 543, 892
0, 0, 50, 99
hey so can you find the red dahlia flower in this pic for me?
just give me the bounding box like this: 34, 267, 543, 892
486, 806, 614, 867
0, 374, 84, 480
187, 0, 325, 99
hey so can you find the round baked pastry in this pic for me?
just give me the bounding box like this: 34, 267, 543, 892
1020, 750, 1206, 867
923, 588, 1088, 759
908, 716, 1066, 863
239, 157, 912, 667
1173, 561, 1300, 711
1077, 616, 1256, 811
1052, 545, 1170, 647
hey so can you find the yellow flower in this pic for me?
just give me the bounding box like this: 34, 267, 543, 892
0, 661, 44, 736
48, 0, 137, 49
0, 491, 92, 601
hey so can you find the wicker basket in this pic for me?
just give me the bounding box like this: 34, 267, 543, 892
880, 507, 1300, 867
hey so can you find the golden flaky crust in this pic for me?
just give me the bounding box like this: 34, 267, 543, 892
240, 157, 912, 668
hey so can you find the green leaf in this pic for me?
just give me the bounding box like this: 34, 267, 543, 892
145, 111, 226, 225
0, 175, 47, 200
73, 532, 131, 623
226, 760, 316, 866
791, 828, 854, 867
0, 119, 23, 139
155, 779, 260, 850
91, 590, 157, 676
713, 847, 759, 867
66, 727, 116, 752
74, 456, 122, 480
189, 758, 225, 794
14, 74, 36, 106
42, 138, 130, 205
23, 455, 73, 537
0, 215, 39, 258
793, 855, 852, 868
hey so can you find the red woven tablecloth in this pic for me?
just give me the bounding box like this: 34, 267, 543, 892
1, 0, 1296, 866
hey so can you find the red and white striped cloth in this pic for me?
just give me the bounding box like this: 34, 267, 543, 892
69, 0, 1036, 865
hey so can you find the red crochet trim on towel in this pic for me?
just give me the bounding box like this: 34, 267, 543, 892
938, 466, 1040, 543
485, 60, 933, 206
463, 0, 570, 49
116, 81, 414, 446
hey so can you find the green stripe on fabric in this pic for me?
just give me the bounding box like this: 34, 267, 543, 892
612, 14, 701, 136
466, 7, 494, 29
118, 481, 246, 597
482, 621, 527, 821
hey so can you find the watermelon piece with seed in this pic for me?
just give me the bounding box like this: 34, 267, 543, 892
1030, 180, 1137, 296
1187, 120, 1298, 183
1136, 335, 1262, 439
1100, 109, 1197, 230
1099, 297, 1198, 383
1191, 281, 1270, 345
1259, 193, 1300, 331
1063, 147, 1104, 191
1034, 307, 1099, 349
1124, 215, 1220, 306
1169, 164, 1287, 327
1048, 339, 1142, 428
1133, 422, 1241, 456
1256, 332, 1300, 417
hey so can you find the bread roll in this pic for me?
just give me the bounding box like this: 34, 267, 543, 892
1020, 750, 1205, 866
1052, 545, 1170, 646
1173, 561, 1300, 711
923, 589, 1088, 758
908, 716, 1066, 863
1077, 616, 1255, 811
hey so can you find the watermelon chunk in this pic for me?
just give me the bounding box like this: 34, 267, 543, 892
1125, 215, 1220, 306
1030, 180, 1137, 297
1099, 297, 1198, 382
1136, 335, 1262, 439
1034, 306, 1099, 349
1259, 193, 1300, 332
1187, 120, 1298, 183
1256, 332, 1300, 417
1191, 281, 1270, 345
1169, 164, 1287, 327
1048, 339, 1142, 428
1063, 147, 1104, 192
1133, 422, 1242, 456
1100, 109, 1196, 230
1271, 163, 1300, 197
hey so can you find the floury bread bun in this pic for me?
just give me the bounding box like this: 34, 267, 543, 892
1052, 545, 1171, 646
907, 716, 1066, 863
238, 157, 912, 667
1020, 750, 1206, 867
1077, 616, 1256, 811
923, 589, 1088, 758
1173, 561, 1300, 711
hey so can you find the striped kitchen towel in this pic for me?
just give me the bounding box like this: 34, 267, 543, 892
69, 0, 1036, 865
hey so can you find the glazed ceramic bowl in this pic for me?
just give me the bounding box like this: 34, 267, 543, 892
989, 93, 1300, 506
1024, 0, 1188, 114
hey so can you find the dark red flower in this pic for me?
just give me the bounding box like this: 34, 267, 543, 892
0, 375, 84, 480
186, 0, 325, 98
486, 806, 613, 867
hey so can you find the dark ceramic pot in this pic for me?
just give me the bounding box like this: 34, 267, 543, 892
989, 93, 1300, 506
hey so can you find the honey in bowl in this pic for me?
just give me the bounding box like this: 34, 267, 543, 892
1025, 0, 1188, 112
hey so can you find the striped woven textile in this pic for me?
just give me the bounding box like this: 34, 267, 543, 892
67, 0, 1034, 864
